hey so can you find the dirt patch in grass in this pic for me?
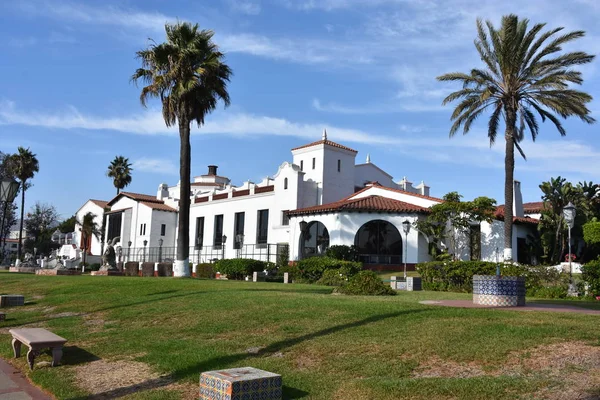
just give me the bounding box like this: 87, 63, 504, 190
48, 312, 85, 319
412, 355, 486, 378
74, 359, 173, 399
412, 341, 600, 400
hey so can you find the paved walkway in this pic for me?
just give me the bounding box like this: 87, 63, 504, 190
0, 359, 52, 400
419, 300, 600, 315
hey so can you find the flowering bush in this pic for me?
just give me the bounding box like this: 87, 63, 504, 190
565, 253, 577, 262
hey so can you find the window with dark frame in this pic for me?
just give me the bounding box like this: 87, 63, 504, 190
234, 212, 245, 249
282, 211, 289, 226
139, 223, 146, 236
107, 213, 122, 241
160, 224, 166, 236
337, 159, 341, 172
214, 215, 224, 246
300, 160, 304, 171
469, 224, 481, 261
256, 209, 269, 245
312, 158, 316, 169
284, 177, 288, 190
195, 217, 204, 249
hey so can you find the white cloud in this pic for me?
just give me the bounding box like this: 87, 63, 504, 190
227, 0, 261, 15
6, 37, 37, 47
133, 158, 178, 175
2, 100, 599, 176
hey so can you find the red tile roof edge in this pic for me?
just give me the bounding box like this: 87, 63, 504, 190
291, 139, 358, 153
287, 195, 430, 216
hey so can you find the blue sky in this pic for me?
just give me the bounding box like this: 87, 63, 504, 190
1, 0, 599, 219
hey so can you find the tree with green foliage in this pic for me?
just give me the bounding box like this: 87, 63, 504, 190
0, 152, 18, 257
8, 147, 39, 261
438, 14, 595, 261
416, 192, 497, 260
57, 215, 76, 234
106, 156, 133, 195
24, 202, 59, 256
132, 22, 232, 277
79, 212, 101, 267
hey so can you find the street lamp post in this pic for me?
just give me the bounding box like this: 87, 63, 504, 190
402, 220, 411, 280
158, 238, 163, 263
127, 241, 132, 263
236, 234, 244, 258
563, 202, 577, 296
0, 179, 20, 262
143, 240, 148, 263
221, 235, 227, 260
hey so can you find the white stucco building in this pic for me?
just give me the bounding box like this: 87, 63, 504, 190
90, 131, 539, 270
72, 199, 108, 256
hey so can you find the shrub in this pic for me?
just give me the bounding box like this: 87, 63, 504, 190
124, 261, 139, 276
157, 262, 173, 277
338, 270, 396, 296
277, 244, 289, 267
416, 261, 566, 294
326, 245, 359, 261
277, 264, 299, 281
196, 263, 215, 279
89, 263, 101, 271
528, 285, 568, 299
583, 222, 600, 245
141, 262, 155, 277
296, 256, 362, 283
316, 268, 348, 286
582, 258, 600, 296
214, 258, 268, 280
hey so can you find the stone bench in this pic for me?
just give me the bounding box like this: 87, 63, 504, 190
200, 367, 282, 400
9, 328, 67, 370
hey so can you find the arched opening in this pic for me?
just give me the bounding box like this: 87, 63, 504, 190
354, 220, 402, 265
299, 221, 330, 259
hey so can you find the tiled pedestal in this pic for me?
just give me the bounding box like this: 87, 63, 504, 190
200, 367, 282, 400
473, 275, 526, 307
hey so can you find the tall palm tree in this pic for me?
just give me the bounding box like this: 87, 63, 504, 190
437, 14, 595, 260
8, 147, 39, 262
131, 22, 232, 277
79, 212, 101, 269
106, 156, 133, 195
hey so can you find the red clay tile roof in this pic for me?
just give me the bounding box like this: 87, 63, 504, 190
140, 201, 177, 212
90, 199, 108, 209
191, 182, 224, 187
365, 182, 444, 203
497, 202, 546, 215
108, 191, 163, 206
287, 195, 430, 216
494, 208, 539, 225
291, 139, 358, 153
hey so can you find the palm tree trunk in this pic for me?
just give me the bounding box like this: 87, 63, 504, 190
17, 185, 25, 261
503, 109, 516, 261
175, 116, 191, 277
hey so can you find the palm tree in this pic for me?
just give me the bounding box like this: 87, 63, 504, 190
131, 22, 232, 277
79, 212, 101, 270
8, 147, 39, 262
106, 156, 133, 195
437, 14, 595, 260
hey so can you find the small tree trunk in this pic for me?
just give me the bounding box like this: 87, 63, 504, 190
175, 116, 191, 277
17, 184, 25, 261
503, 107, 516, 261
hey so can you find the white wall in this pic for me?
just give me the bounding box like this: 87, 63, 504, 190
354, 163, 396, 189
74, 200, 105, 255
350, 185, 441, 208
288, 212, 424, 263
149, 210, 178, 248
322, 147, 356, 204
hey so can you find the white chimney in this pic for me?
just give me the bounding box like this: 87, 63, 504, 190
157, 183, 169, 200
513, 180, 524, 218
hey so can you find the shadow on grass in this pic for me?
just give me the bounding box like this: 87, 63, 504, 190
65, 309, 427, 399
145, 290, 180, 296
239, 287, 333, 294
60, 346, 101, 366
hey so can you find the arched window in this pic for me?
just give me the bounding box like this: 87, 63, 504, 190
284, 177, 288, 190
354, 220, 402, 264
300, 221, 330, 258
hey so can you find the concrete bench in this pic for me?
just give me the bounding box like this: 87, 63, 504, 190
9, 328, 67, 370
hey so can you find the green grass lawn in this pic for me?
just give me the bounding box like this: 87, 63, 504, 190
1, 272, 600, 399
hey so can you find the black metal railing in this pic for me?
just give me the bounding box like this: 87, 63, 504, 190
119, 243, 288, 265
358, 254, 402, 265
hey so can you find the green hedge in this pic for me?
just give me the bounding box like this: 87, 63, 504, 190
338, 270, 396, 296
296, 256, 362, 283
196, 263, 215, 279
416, 261, 566, 295
325, 245, 359, 261
583, 222, 600, 245
214, 258, 269, 280
582, 258, 600, 296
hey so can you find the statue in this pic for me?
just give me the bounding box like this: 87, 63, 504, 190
19, 252, 38, 268
100, 237, 120, 271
